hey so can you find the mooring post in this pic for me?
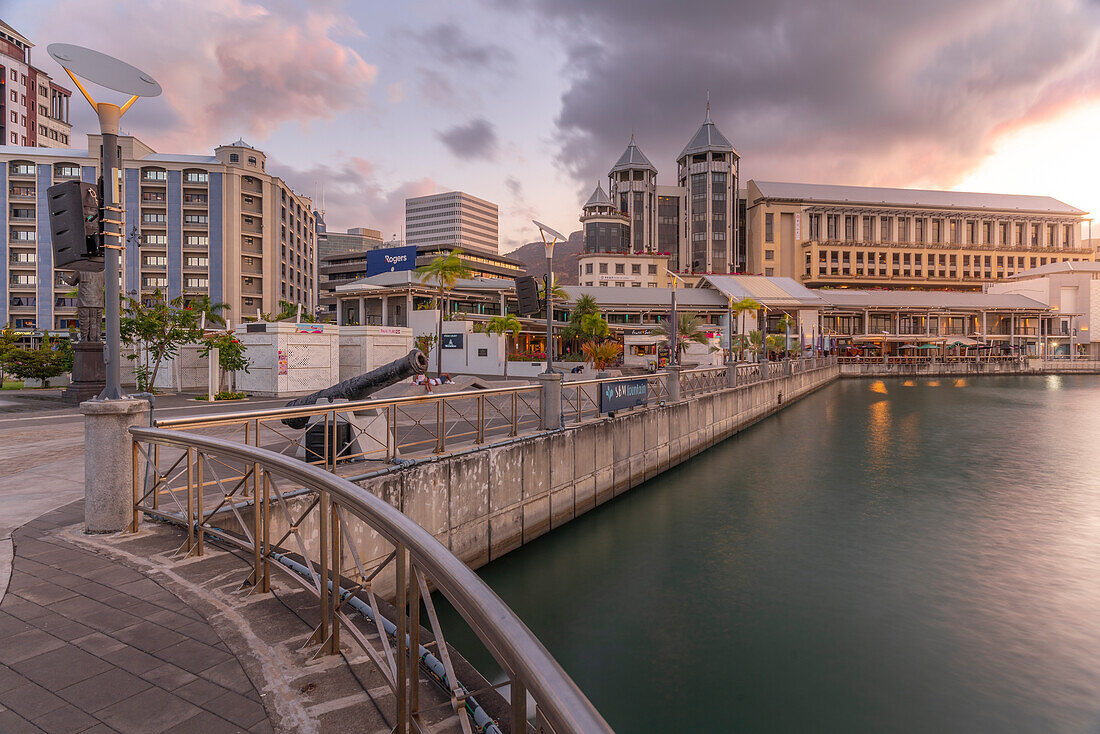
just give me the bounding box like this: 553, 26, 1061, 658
538, 372, 563, 430
81, 398, 150, 533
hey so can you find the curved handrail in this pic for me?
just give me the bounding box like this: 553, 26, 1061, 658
130, 426, 613, 734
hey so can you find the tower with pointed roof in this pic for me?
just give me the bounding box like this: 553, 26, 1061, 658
676, 100, 740, 273
608, 135, 658, 255
580, 181, 630, 253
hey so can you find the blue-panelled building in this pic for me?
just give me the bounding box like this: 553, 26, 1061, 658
1, 136, 316, 332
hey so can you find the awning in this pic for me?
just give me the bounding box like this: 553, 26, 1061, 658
852, 334, 945, 343
947, 337, 978, 347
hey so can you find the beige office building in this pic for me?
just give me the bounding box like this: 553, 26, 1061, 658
746, 180, 1091, 290
1, 136, 315, 330
577, 253, 671, 289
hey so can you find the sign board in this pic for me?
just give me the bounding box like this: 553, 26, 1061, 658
441, 333, 464, 349
378, 327, 404, 335
246, 323, 267, 333
599, 274, 634, 282
795, 212, 801, 241
277, 349, 288, 375
295, 324, 323, 334
599, 378, 648, 414
364, 245, 419, 277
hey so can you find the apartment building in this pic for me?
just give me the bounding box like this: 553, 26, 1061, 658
0, 20, 72, 148
405, 191, 499, 255
1, 136, 315, 331
316, 219, 384, 259
746, 180, 1091, 290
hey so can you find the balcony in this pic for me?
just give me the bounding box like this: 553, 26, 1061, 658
8, 165, 35, 179
9, 187, 35, 200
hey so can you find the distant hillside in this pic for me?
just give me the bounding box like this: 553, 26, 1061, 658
505, 230, 583, 285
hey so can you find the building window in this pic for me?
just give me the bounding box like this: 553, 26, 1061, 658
764, 249, 774, 260
615, 263, 625, 274
631, 263, 641, 274
764, 268, 774, 276
764, 213, 774, 243
248, 156, 257, 165
230, 154, 239, 163
599, 263, 608, 274
585, 263, 593, 274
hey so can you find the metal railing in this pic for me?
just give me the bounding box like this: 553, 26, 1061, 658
837, 355, 1024, 365
130, 427, 612, 734
154, 385, 544, 466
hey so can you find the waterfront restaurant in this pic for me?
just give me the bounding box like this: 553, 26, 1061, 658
814, 290, 1050, 357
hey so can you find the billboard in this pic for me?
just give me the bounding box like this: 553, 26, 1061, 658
364, 245, 419, 277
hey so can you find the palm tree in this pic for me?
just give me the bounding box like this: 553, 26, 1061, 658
578, 313, 610, 342
730, 297, 761, 361
656, 312, 711, 363
417, 250, 472, 374
538, 278, 569, 302
188, 294, 229, 328
776, 314, 795, 356
485, 313, 522, 378
581, 340, 621, 370
563, 293, 600, 340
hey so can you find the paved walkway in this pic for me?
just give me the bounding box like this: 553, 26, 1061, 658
0, 503, 272, 734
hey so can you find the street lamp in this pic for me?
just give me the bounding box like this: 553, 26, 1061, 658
664, 269, 685, 366
48, 44, 161, 400
533, 220, 566, 374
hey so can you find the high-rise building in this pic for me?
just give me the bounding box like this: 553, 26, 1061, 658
581, 102, 739, 274
676, 104, 739, 274
0, 136, 315, 331
608, 136, 657, 255
0, 20, 72, 148
405, 191, 498, 255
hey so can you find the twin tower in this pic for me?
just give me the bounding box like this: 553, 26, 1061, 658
581, 104, 741, 274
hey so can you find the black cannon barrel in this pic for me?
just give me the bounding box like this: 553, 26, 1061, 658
281, 349, 428, 429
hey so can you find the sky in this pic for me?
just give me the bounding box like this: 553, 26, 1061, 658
8, 0, 1100, 250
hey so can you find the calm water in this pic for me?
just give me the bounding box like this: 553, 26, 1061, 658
440, 376, 1100, 733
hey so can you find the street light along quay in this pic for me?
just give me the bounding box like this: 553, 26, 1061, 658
533, 220, 567, 374
47, 43, 162, 401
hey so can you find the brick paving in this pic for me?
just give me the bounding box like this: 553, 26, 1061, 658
0, 503, 272, 734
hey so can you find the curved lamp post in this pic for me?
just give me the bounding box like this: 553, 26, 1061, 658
48, 44, 161, 400
533, 220, 566, 374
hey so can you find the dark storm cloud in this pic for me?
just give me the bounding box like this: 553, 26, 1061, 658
505, 0, 1100, 190
410, 22, 515, 70
437, 118, 498, 160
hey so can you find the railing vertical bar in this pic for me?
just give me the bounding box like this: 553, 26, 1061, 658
195, 452, 204, 556
130, 439, 140, 533
409, 559, 421, 721
185, 447, 194, 553
330, 499, 341, 653
152, 443, 160, 510
395, 544, 409, 733
318, 489, 332, 654
511, 678, 527, 734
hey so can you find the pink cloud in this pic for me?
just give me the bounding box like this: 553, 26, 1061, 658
26, 0, 377, 150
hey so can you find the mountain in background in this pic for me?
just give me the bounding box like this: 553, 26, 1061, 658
504, 230, 583, 284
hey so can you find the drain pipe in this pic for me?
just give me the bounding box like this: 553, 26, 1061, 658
270, 552, 504, 734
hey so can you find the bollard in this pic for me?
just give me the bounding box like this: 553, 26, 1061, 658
666, 364, 682, 402
726, 360, 737, 389
537, 372, 563, 430
80, 398, 150, 533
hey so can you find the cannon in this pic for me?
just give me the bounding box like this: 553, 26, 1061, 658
282, 348, 428, 429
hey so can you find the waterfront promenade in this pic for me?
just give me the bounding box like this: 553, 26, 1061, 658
0, 392, 442, 733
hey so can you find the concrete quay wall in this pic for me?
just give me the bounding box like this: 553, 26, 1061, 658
345, 363, 838, 572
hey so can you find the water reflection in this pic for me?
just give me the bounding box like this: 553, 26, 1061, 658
440, 376, 1100, 733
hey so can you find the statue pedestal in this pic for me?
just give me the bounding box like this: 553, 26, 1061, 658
64, 342, 107, 405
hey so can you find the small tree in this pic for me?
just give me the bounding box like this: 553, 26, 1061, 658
120, 289, 202, 391
0, 328, 19, 383
198, 331, 251, 393
414, 333, 437, 357
485, 313, 522, 378
2, 336, 72, 387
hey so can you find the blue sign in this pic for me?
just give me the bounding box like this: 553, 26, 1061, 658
599, 378, 648, 414
441, 333, 464, 349
364, 245, 418, 277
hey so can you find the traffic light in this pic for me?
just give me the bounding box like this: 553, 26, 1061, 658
515, 275, 541, 315
48, 180, 102, 270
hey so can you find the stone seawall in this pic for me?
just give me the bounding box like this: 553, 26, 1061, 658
341, 364, 839, 573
